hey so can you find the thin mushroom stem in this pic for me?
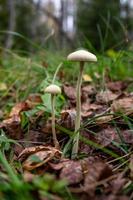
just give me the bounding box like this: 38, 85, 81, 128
72, 61, 84, 159
52, 62, 63, 84
51, 94, 60, 149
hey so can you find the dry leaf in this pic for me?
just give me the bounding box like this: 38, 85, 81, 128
110, 174, 127, 194
96, 126, 116, 147
0, 115, 22, 139
83, 74, 92, 82
18, 146, 61, 170
0, 82, 7, 91
49, 159, 69, 171
59, 109, 76, 130
60, 160, 83, 185
95, 114, 114, 124
0, 102, 30, 139
107, 81, 129, 92
96, 90, 118, 104
81, 102, 91, 112
26, 93, 42, 108
82, 161, 112, 194
116, 130, 133, 144
94, 194, 129, 200
18, 146, 60, 161
41, 119, 53, 134
81, 103, 103, 118
63, 84, 76, 100
82, 85, 96, 96
111, 97, 133, 114
9, 102, 29, 118
2, 102, 29, 125
129, 154, 133, 179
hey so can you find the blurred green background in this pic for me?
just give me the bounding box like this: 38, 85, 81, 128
0, 0, 133, 52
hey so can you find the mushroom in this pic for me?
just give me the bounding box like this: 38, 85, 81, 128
67, 49, 97, 158
45, 84, 61, 149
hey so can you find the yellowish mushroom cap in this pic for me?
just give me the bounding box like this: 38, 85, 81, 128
45, 84, 61, 95
67, 49, 97, 62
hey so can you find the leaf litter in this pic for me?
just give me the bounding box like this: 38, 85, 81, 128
0, 79, 133, 200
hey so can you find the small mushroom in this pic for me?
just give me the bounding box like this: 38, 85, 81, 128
45, 84, 61, 149
67, 49, 97, 158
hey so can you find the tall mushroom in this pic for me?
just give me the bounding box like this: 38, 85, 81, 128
45, 84, 61, 149
67, 50, 97, 158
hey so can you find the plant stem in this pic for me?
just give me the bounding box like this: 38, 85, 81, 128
72, 61, 84, 159
52, 62, 63, 84
51, 94, 60, 149
0, 151, 34, 199
0, 150, 21, 186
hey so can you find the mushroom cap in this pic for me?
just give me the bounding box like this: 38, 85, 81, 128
44, 84, 61, 95
67, 50, 97, 62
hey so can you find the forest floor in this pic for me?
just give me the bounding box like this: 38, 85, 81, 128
0, 49, 133, 200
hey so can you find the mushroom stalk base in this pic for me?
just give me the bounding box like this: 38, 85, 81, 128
51, 94, 60, 149
72, 61, 84, 159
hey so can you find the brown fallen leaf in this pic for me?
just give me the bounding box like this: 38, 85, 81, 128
82, 74, 92, 82
49, 159, 69, 171
89, 103, 103, 111
26, 93, 42, 109
25, 130, 45, 145
81, 85, 96, 103
81, 110, 93, 118
96, 90, 118, 104
94, 194, 129, 200
2, 114, 20, 125
0, 115, 22, 139
82, 85, 96, 96
14, 144, 24, 157
23, 151, 57, 170
81, 102, 91, 113
110, 173, 127, 195
114, 130, 133, 144
63, 84, 76, 100
60, 160, 83, 185
18, 146, 60, 161
18, 146, 61, 171
41, 118, 53, 134
129, 154, 133, 179
82, 161, 112, 195
0, 102, 30, 139
95, 114, 114, 124
95, 126, 116, 147
1, 102, 29, 125
18, 145, 48, 161
81, 103, 104, 118
107, 81, 130, 92
59, 109, 76, 130
111, 96, 133, 115
9, 102, 29, 118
